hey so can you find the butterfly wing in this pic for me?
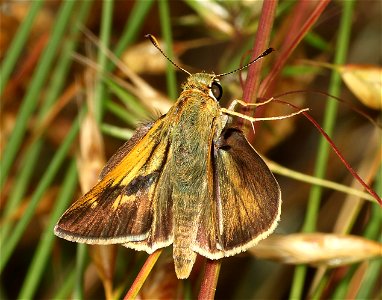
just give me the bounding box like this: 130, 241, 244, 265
54, 118, 174, 253
194, 127, 281, 259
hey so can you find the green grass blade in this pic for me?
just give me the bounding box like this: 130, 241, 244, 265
94, 0, 114, 124
0, 143, 40, 241
74, 244, 88, 300
105, 99, 139, 127
52, 267, 76, 299
0, 0, 92, 245
289, 1, 356, 299
0, 0, 76, 189
0, 0, 44, 94
112, 0, 155, 59
18, 160, 78, 299
101, 124, 134, 140
356, 167, 382, 299
105, 78, 149, 119
0, 117, 81, 273
158, 0, 177, 100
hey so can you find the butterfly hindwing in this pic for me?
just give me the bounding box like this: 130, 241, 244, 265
54, 118, 174, 253
194, 127, 281, 259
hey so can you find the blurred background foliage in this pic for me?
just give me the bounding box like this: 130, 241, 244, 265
0, 0, 381, 299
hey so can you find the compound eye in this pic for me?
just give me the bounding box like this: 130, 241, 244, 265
210, 81, 223, 101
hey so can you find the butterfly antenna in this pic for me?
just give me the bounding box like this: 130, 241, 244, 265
145, 34, 192, 76
217, 47, 275, 77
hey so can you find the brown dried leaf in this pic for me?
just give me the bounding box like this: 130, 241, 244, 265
250, 233, 382, 267
339, 64, 382, 110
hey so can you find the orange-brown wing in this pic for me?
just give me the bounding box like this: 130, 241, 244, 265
54, 119, 174, 253
194, 128, 281, 259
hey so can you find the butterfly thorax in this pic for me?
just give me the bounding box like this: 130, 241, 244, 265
169, 74, 221, 183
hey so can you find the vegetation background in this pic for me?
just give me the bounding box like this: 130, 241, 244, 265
1, 0, 381, 299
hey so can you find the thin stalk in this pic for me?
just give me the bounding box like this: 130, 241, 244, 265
74, 244, 88, 300
112, 0, 155, 59
243, 0, 278, 103
198, 260, 221, 300
259, 0, 330, 97
158, 0, 177, 100
289, 1, 355, 299
124, 250, 163, 299
94, 0, 114, 124
52, 267, 76, 299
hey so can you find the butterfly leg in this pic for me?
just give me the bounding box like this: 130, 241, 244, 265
221, 100, 309, 124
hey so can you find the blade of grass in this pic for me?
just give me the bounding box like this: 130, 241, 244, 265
105, 100, 139, 127
0, 0, 44, 94
267, 160, 375, 202
112, 0, 155, 59
356, 259, 382, 299
52, 268, 76, 299
101, 124, 134, 141
289, 1, 355, 299
74, 244, 88, 300
94, 0, 114, 124
18, 160, 78, 299
0, 0, 76, 189
356, 167, 382, 299
0, 115, 81, 273
1, 0, 92, 247
104, 78, 149, 120
158, 0, 177, 100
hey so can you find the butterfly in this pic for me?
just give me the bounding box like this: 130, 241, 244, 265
54, 35, 281, 279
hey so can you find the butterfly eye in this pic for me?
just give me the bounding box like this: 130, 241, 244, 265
210, 81, 223, 101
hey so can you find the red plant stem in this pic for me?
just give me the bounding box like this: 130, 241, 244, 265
273, 99, 382, 206
281, 0, 312, 52
242, 0, 278, 104
198, 259, 221, 300
259, 0, 330, 97
124, 249, 162, 300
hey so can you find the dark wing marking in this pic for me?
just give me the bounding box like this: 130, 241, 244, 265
194, 127, 281, 259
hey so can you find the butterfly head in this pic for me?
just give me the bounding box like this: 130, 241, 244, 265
182, 73, 223, 102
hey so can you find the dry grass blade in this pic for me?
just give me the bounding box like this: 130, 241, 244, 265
251, 233, 382, 267
266, 159, 376, 202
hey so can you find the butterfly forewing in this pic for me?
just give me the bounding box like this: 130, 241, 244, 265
54, 118, 174, 252
194, 128, 281, 259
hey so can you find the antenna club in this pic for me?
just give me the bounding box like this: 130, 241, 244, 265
145, 34, 159, 47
